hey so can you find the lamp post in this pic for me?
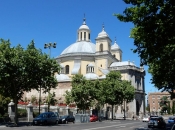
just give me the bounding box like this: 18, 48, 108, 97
44, 42, 56, 112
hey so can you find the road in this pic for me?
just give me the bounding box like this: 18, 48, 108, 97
0, 119, 174, 130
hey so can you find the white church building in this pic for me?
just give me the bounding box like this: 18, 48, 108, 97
25, 17, 146, 118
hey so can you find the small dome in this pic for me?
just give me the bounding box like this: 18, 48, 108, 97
111, 39, 120, 50
55, 74, 70, 81
98, 30, 109, 38
84, 73, 99, 80
88, 63, 94, 67
110, 61, 135, 67
79, 24, 89, 30
79, 17, 89, 30
97, 24, 109, 38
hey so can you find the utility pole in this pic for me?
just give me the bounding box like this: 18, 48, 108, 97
44, 42, 56, 112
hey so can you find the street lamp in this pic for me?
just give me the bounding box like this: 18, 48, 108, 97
44, 42, 57, 112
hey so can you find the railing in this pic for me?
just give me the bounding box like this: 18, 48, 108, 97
109, 65, 144, 72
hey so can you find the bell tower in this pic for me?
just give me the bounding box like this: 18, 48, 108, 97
95, 24, 112, 54
77, 15, 91, 42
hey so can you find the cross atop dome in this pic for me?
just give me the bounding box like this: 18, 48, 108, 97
102, 23, 105, 31
83, 13, 86, 25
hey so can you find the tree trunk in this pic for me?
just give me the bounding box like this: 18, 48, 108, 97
14, 95, 18, 125
112, 104, 113, 120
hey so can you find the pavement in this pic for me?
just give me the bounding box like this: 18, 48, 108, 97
0, 122, 32, 127
0, 115, 171, 128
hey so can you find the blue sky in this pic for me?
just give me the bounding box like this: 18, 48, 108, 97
0, 0, 158, 95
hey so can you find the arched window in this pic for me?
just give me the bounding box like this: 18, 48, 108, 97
65, 65, 69, 74
113, 54, 116, 58
89, 33, 90, 40
100, 43, 103, 52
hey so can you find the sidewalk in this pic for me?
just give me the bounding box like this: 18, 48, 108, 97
0, 121, 32, 127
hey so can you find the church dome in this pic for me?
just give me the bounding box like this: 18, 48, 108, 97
55, 74, 70, 81
60, 41, 95, 55
84, 73, 99, 80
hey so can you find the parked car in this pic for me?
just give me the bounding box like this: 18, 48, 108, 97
142, 116, 149, 122
148, 116, 166, 128
58, 115, 75, 124
90, 115, 98, 122
168, 116, 175, 124
33, 112, 59, 125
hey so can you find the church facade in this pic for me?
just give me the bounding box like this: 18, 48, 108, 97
25, 18, 146, 118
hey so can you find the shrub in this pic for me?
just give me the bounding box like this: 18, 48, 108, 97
18, 108, 27, 118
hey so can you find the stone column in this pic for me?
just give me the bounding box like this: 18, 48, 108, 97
8, 100, 15, 122
27, 102, 33, 122
65, 105, 69, 115
42, 103, 48, 113
90, 107, 93, 115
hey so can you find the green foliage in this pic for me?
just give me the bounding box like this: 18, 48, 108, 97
101, 71, 135, 105
121, 80, 135, 103
115, 0, 175, 96
0, 95, 11, 116
45, 92, 57, 106
0, 39, 60, 124
31, 95, 37, 104
65, 74, 97, 111
65, 71, 135, 117
159, 96, 169, 113
71, 74, 94, 111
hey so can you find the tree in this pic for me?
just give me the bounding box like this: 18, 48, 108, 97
0, 39, 60, 124
121, 80, 135, 119
159, 96, 169, 113
101, 71, 134, 120
65, 74, 94, 113
45, 92, 58, 106
115, 0, 175, 97
122, 80, 135, 103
